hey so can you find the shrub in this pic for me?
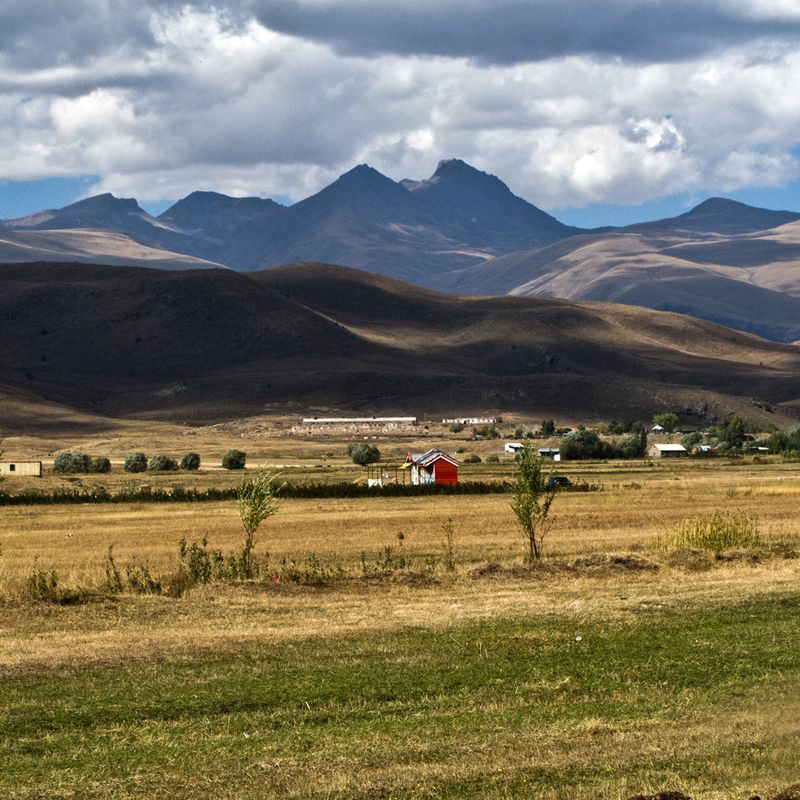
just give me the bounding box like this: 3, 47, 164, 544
222, 449, 246, 470
448, 422, 465, 433
486, 455, 500, 463
347, 443, 380, 466
90, 456, 111, 473
124, 452, 147, 473
463, 454, 481, 464
147, 454, 178, 472
53, 451, 92, 474
472, 424, 499, 439
540, 419, 556, 436
179, 452, 201, 471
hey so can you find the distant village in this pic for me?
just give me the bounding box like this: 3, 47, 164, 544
1, 411, 777, 485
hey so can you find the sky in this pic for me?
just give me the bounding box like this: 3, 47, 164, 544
1, 0, 800, 226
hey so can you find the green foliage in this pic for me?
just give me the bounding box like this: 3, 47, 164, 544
486, 454, 500, 463
510, 447, 556, 561
147, 454, 178, 472
90, 456, 111, 473
664, 511, 761, 554
463, 454, 481, 464
540, 419, 556, 436
237, 471, 280, 579
123, 452, 147, 473
53, 452, 111, 474
559, 428, 646, 460
712, 417, 748, 449
618, 429, 648, 458
768, 425, 800, 454
0, 480, 520, 507
347, 442, 380, 466
472, 423, 499, 439
53, 451, 92, 474
448, 421, 465, 433
179, 452, 201, 471
682, 431, 703, 450
652, 412, 680, 432
222, 449, 247, 470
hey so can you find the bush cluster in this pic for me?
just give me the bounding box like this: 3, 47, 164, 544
560, 429, 647, 460
123, 452, 203, 472
53, 451, 112, 474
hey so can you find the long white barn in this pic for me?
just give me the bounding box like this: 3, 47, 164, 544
301, 417, 417, 426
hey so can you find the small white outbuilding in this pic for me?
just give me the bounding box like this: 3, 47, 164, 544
0, 461, 43, 477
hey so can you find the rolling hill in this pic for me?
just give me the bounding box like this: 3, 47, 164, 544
1, 261, 798, 429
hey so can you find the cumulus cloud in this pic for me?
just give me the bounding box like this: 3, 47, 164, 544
0, 2, 799, 213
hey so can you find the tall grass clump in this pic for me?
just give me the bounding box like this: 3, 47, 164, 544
663, 510, 761, 554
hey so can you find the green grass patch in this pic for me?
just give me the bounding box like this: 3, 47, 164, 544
2, 594, 799, 798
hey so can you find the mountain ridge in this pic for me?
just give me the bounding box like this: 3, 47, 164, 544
2, 161, 800, 341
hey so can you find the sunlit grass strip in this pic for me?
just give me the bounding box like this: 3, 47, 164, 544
662, 511, 762, 554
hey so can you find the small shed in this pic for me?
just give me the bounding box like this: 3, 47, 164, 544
538, 447, 560, 458
402, 448, 459, 486
0, 461, 43, 477
648, 444, 688, 458
505, 442, 525, 453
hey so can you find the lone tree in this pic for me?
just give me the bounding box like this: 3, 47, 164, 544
237, 471, 280, 579
348, 443, 380, 466
510, 446, 557, 562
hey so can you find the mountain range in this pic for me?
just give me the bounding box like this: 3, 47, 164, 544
2, 160, 800, 341
2, 261, 798, 429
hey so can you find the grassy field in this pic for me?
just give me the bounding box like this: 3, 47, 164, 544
1, 435, 799, 799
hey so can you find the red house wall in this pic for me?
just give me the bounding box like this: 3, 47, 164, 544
433, 459, 459, 486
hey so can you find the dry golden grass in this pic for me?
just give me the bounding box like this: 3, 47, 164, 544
1, 458, 799, 676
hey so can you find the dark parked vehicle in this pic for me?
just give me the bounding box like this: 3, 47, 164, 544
548, 476, 573, 488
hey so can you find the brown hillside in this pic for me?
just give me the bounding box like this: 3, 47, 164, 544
1, 261, 799, 427
437, 224, 800, 342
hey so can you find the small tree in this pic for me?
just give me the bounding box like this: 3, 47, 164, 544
510, 447, 557, 562
348, 443, 380, 466
148, 454, 178, 472
124, 452, 147, 473
237, 471, 280, 579
652, 412, 680, 433
448, 421, 465, 433
180, 452, 201, 471
222, 449, 247, 470
541, 419, 556, 436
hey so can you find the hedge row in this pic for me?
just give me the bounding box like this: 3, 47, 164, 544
0, 479, 600, 506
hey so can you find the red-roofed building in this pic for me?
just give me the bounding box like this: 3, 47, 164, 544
402, 448, 460, 486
